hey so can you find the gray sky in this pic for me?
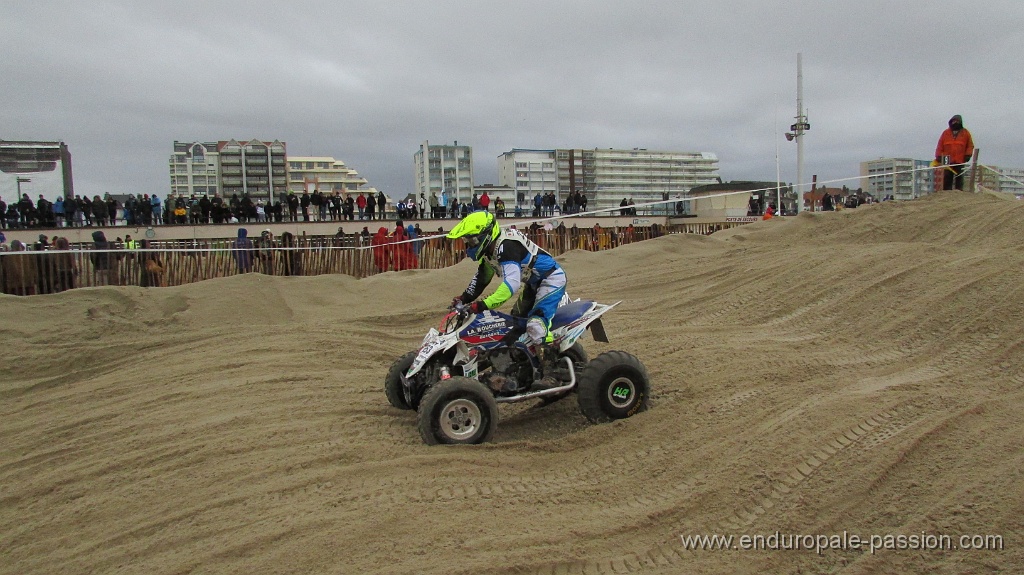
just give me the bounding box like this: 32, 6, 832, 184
2, 0, 1021, 201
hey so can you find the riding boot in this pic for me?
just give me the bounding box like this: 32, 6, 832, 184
534, 344, 561, 390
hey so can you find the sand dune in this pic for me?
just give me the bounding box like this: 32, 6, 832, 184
2, 190, 1023, 574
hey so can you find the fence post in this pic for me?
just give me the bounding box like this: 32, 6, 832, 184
969, 149, 980, 193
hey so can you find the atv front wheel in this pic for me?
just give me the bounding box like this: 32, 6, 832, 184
417, 377, 499, 445
577, 351, 650, 423
384, 351, 418, 410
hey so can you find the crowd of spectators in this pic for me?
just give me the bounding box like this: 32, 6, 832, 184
1, 187, 613, 232
0, 216, 702, 296
0, 229, 169, 295
0, 189, 420, 230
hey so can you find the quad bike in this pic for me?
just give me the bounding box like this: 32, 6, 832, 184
385, 299, 650, 445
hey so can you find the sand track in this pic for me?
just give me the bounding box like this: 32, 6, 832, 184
2, 191, 1022, 574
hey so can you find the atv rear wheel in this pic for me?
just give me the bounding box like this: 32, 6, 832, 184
577, 351, 650, 423
417, 377, 499, 445
384, 351, 418, 410
560, 342, 589, 371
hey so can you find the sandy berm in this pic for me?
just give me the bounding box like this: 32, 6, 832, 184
2, 190, 1022, 574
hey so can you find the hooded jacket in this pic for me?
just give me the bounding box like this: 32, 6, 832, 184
91, 230, 113, 270
234, 228, 253, 272
935, 115, 975, 165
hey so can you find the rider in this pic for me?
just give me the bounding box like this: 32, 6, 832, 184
447, 210, 567, 390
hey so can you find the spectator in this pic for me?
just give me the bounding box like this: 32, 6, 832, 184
138, 239, 166, 288
51, 237, 77, 292
392, 225, 413, 271
428, 192, 439, 219
340, 194, 351, 220
92, 195, 107, 226
281, 231, 302, 276
300, 190, 311, 221
233, 228, 254, 273
90, 230, 121, 286
356, 192, 367, 220
366, 191, 377, 221
287, 192, 300, 221
2, 240, 38, 295
257, 229, 276, 274
935, 114, 975, 191
822, 192, 834, 211
371, 226, 391, 272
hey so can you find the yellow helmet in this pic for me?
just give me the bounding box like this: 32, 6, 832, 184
447, 210, 499, 261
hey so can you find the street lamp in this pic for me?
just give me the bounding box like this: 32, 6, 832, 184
786, 53, 810, 213
16, 177, 31, 198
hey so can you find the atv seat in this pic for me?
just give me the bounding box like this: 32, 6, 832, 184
551, 300, 595, 329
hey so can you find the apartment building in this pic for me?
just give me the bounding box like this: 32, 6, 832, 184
555, 148, 720, 214
170, 139, 287, 202
859, 158, 934, 200
287, 156, 369, 195
496, 147, 720, 214
497, 149, 558, 206
414, 141, 474, 203
217, 139, 287, 202
975, 165, 1024, 195
169, 141, 220, 198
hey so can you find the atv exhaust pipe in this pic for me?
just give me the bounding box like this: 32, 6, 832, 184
495, 357, 576, 404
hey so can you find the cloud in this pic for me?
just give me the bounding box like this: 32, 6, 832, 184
1, 0, 1021, 200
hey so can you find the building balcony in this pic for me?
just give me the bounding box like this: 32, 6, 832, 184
245, 158, 268, 165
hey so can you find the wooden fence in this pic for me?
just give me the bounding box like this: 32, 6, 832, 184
0, 221, 745, 295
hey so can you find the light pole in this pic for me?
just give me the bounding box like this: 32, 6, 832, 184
16, 177, 31, 198
785, 53, 810, 214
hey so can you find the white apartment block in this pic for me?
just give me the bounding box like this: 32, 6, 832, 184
287, 156, 369, 196
169, 141, 220, 198
414, 141, 474, 203
555, 148, 720, 214
975, 165, 1024, 195
169, 139, 287, 202
497, 147, 720, 214
859, 158, 934, 200
497, 149, 558, 206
